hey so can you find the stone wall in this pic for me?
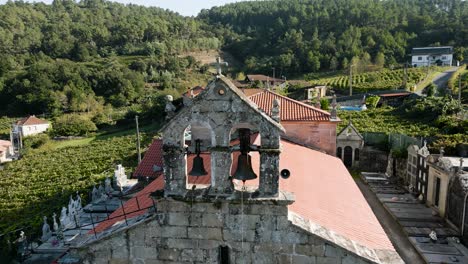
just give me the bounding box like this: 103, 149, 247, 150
359, 147, 388, 172
282, 122, 337, 156
74, 198, 373, 264
385, 153, 407, 184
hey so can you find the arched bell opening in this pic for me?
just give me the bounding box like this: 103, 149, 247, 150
229, 124, 261, 191
183, 121, 214, 189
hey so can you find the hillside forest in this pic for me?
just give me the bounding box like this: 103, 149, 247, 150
0, 0, 467, 121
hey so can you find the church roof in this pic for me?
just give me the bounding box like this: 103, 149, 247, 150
94, 137, 394, 252
248, 89, 332, 122
15, 115, 48, 126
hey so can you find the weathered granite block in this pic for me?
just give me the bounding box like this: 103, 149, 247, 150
293, 255, 317, 264
276, 254, 292, 264
180, 249, 206, 262
225, 214, 259, 230
158, 248, 180, 261
253, 243, 294, 254
166, 238, 196, 249
252, 252, 275, 264
271, 231, 308, 244
187, 227, 222, 240
188, 212, 202, 226
131, 246, 156, 259
196, 239, 220, 249
168, 212, 189, 226
202, 213, 224, 227
223, 228, 255, 242
161, 226, 187, 238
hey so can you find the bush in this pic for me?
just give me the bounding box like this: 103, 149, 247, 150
23, 134, 50, 149
366, 95, 380, 108
320, 98, 330, 110
51, 114, 97, 137
424, 83, 437, 97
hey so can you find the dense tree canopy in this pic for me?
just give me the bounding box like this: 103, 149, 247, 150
199, 0, 468, 75
0, 0, 220, 117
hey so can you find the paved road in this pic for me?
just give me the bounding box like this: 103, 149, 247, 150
432, 67, 459, 93
356, 179, 426, 264
414, 67, 458, 95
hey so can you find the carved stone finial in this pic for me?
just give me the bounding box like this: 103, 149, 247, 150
52, 213, 59, 232
165, 95, 176, 120
331, 94, 337, 120
440, 147, 445, 157
91, 185, 99, 202
216, 57, 228, 76
424, 140, 427, 148
41, 216, 52, 242
271, 99, 281, 123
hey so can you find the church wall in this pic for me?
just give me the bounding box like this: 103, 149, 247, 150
74, 199, 372, 264
282, 121, 337, 156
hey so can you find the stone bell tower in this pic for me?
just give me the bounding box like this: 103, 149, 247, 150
159, 75, 284, 197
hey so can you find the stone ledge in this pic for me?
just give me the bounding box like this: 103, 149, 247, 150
153, 190, 295, 206
288, 212, 404, 264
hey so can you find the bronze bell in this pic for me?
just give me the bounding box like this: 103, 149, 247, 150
233, 153, 257, 182
189, 155, 208, 176
189, 139, 207, 176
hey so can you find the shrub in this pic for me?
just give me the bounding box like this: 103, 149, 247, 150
23, 134, 50, 149
424, 83, 437, 97
51, 114, 97, 137
320, 98, 330, 110
366, 95, 380, 108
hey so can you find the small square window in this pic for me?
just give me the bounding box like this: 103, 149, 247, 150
418, 57, 422, 61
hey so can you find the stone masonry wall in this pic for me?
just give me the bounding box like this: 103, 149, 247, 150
75, 199, 372, 264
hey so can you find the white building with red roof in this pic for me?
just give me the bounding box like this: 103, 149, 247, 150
69, 76, 401, 263
13, 115, 50, 137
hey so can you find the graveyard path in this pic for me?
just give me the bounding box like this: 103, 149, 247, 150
356, 179, 426, 264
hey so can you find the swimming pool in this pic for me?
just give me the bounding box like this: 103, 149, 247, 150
340, 106, 363, 111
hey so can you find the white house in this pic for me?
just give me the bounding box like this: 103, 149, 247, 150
411, 46, 453, 67
0, 140, 13, 163
13, 115, 50, 137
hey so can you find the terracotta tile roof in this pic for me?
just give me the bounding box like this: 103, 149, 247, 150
182, 86, 205, 97
15, 115, 48, 126
133, 140, 164, 178
379, 92, 411, 97
97, 137, 393, 251
241, 88, 265, 97
248, 90, 331, 122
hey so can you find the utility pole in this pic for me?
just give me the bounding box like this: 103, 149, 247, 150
459, 73, 462, 105
135, 115, 141, 164
349, 65, 355, 96
403, 62, 408, 90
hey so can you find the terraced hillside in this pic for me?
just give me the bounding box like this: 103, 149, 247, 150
310, 68, 429, 93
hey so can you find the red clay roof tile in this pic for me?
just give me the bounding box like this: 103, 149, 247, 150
15, 115, 48, 126
248, 90, 331, 122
